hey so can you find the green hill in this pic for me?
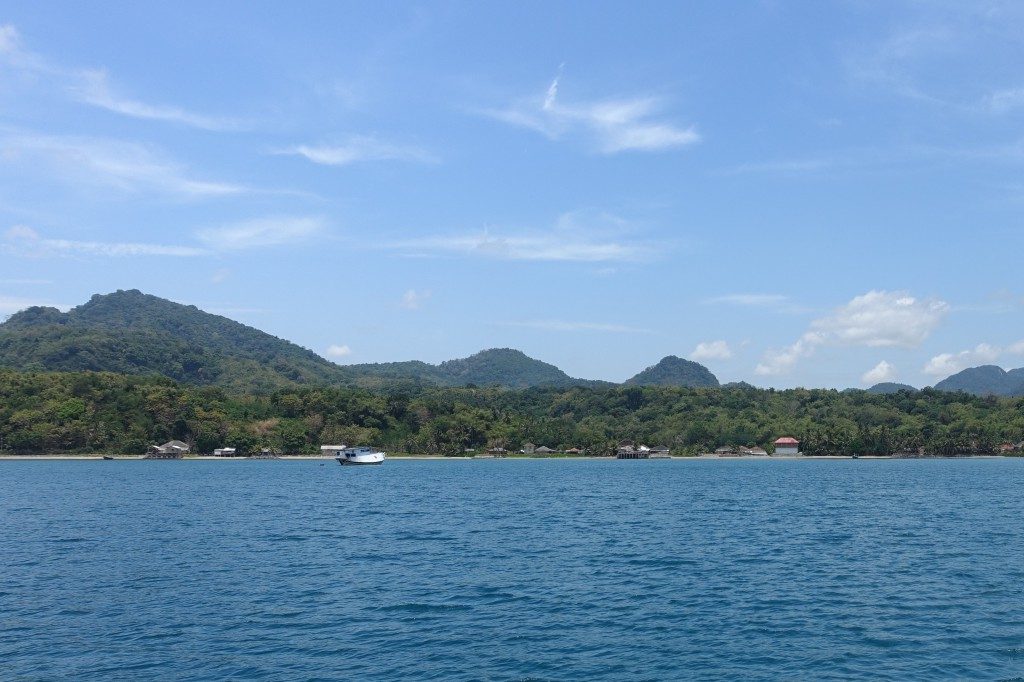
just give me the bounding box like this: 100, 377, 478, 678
0, 291, 603, 391
624, 355, 719, 388
866, 382, 918, 394
933, 365, 1024, 397
0, 290, 351, 392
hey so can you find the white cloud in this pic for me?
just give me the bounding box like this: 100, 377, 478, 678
1008, 340, 1024, 355
983, 87, 1024, 114
703, 293, 789, 307
196, 216, 324, 251
811, 290, 948, 348
923, 343, 1004, 377
3, 224, 207, 257
389, 211, 659, 263
501, 320, 652, 334
0, 132, 246, 198
400, 289, 431, 310
0, 24, 241, 131
279, 136, 436, 166
211, 268, 230, 284
484, 72, 699, 154
325, 344, 352, 359
691, 340, 733, 361
756, 290, 948, 376
862, 360, 897, 385
70, 70, 243, 131
755, 332, 825, 376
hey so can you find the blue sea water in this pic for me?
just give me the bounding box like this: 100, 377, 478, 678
2, 459, 1024, 681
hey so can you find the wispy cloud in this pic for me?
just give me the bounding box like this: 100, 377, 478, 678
0, 131, 247, 198
0, 278, 52, 285
4, 224, 209, 257
70, 70, 245, 131
388, 211, 661, 263
501, 319, 653, 334
703, 293, 790, 307
0, 24, 243, 131
400, 289, 431, 310
483, 71, 699, 154
195, 216, 325, 251
691, 340, 733, 361
278, 136, 436, 166
756, 290, 948, 376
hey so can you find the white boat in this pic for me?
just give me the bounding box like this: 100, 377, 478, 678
335, 446, 386, 465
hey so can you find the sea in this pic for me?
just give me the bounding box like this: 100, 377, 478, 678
2, 458, 1023, 681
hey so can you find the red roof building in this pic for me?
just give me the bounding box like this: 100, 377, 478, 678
773, 436, 800, 455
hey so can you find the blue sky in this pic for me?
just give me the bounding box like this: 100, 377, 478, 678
1, 1, 1023, 388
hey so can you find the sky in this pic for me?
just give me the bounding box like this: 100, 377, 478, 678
1, 1, 1023, 388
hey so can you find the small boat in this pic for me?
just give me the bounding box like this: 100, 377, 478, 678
335, 446, 386, 465
102, 455, 114, 460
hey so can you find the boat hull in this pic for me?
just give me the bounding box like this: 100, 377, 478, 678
335, 453, 385, 465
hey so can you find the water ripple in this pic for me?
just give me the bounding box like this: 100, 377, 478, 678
1, 458, 1024, 680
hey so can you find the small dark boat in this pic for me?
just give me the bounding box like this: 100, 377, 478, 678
102, 456, 115, 460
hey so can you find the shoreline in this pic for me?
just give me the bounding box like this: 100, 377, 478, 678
0, 454, 1011, 461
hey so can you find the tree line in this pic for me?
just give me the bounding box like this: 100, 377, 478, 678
2, 370, 1023, 456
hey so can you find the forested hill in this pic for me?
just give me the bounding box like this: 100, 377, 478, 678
866, 382, 918, 394
625, 356, 720, 387
338, 349, 590, 389
0, 291, 682, 391
0, 290, 351, 392
933, 365, 1024, 397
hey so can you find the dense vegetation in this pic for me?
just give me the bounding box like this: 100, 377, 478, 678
0, 291, 642, 391
866, 382, 919, 394
2, 370, 1023, 457
934, 365, 1024, 397
625, 355, 720, 387
0, 290, 351, 392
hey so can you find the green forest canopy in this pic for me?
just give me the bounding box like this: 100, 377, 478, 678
2, 370, 1023, 456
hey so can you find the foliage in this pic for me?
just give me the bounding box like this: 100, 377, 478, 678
624, 355, 720, 388
2, 370, 1023, 457
934, 366, 1024, 397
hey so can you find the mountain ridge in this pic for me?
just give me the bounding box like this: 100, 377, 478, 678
0, 290, 717, 392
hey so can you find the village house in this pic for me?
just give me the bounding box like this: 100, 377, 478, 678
534, 445, 556, 455
145, 440, 189, 459
522, 442, 536, 455
773, 437, 800, 456
714, 446, 736, 456
616, 444, 650, 459
213, 447, 237, 457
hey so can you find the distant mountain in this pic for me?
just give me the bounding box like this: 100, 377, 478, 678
344, 348, 584, 389
625, 355, 719, 388
933, 365, 1024, 397
0, 290, 351, 392
438, 348, 577, 388
0, 291, 602, 391
866, 382, 918, 394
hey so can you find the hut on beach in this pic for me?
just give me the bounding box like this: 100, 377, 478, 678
773, 437, 800, 455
